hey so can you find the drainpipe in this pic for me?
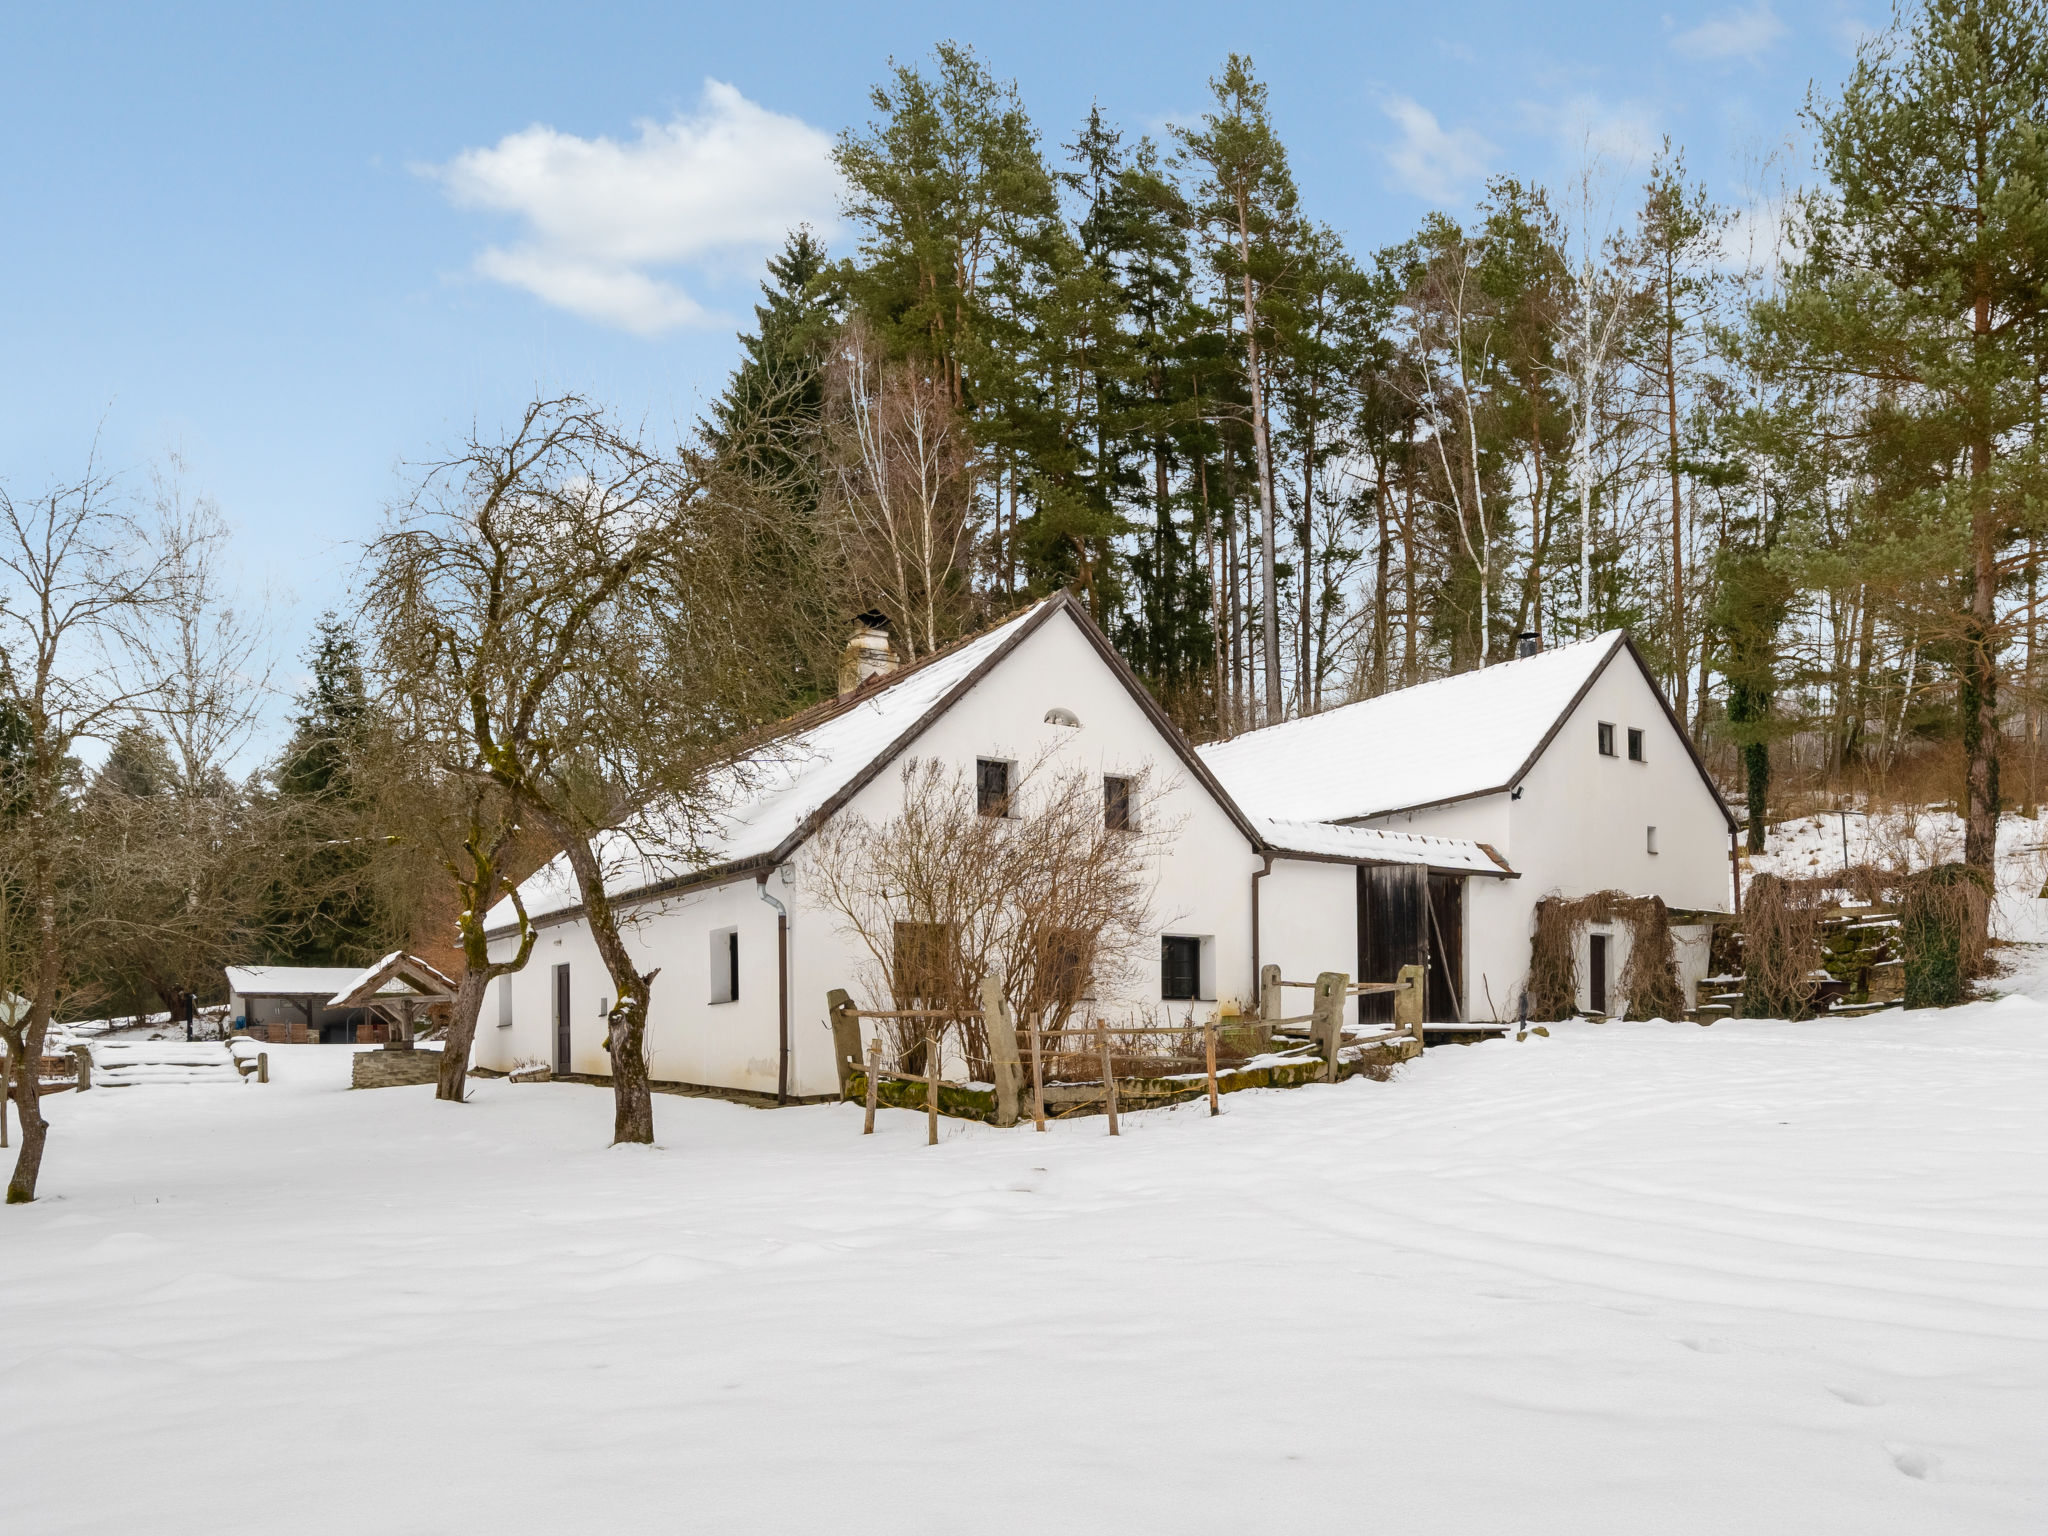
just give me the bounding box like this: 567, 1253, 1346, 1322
1249, 852, 1274, 1009
756, 873, 791, 1105
1729, 826, 1743, 914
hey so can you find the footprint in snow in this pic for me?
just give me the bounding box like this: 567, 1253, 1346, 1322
1889, 1446, 1940, 1481
1828, 1385, 1883, 1407
1678, 1337, 1731, 1353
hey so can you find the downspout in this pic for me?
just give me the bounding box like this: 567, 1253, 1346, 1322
757, 873, 790, 1105
1729, 826, 1743, 915
1250, 852, 1274, 1009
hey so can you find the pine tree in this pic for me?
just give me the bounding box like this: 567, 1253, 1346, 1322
1760, 0, 2048, 921
265, 617, 385, 965
706, 227, 842, 507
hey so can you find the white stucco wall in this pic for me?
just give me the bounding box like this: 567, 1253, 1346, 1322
1256, 859, 1357, 997
479, 607, 1267, 1097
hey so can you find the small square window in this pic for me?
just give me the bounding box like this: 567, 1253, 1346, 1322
1647, 825, 1659, 856
1627, 727, 1645, 762
1597, 722, 1617, 757
1104, 775, 1135, 832
1161, 936, 1203, 1001
710, 927, 739, 1004
976, 757, 1012, 817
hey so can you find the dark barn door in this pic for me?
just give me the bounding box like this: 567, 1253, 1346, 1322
1588, 935, 1609, 1016
553, 962, 572, 1075
1358, 864, 1430, 1024
1426, 873, 1464, 1023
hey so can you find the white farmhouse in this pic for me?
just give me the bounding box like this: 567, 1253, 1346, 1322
1199, 632, 1738, 1024
475, 594, 1510, 1100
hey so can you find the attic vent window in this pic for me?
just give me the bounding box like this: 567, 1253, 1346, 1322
1045, 707, 1081, 728
1597, 722, 1617, 757
1647, 825, 1659, 856
1628, 727, 1646, 762
976, 758, 1013, 818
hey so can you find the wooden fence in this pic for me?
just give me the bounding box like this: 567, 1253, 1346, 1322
828, 965, 1425, 1142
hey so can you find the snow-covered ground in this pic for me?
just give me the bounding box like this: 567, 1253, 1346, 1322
3, 993, 2044, 1534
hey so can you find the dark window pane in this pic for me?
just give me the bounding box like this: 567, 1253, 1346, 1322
1104, 775, 1133, 831
728, 929, 739, 1002
1598, 722, 1616, 756
1627, 727, 1645, 761
976, 758, 1011, 817
1161, 936, 1202, 1000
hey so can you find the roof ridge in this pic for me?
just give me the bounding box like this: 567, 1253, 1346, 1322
1211, 629, 1625, 750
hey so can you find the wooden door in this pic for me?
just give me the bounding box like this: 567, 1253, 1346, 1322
1588, 935, 1609, 1016
1358, 864, 1430, 1024
1426, 873, 1464, 1023
553, 963, 571, 1075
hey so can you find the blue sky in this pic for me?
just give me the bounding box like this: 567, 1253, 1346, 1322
1, 1, 1871, 747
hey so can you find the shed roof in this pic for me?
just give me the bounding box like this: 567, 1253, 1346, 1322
224, 965, 381, 999
1201, 631, 1732, 828
1254, 818, 1516, 876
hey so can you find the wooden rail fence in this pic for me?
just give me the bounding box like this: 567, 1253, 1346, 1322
829, 964, 1427, 1142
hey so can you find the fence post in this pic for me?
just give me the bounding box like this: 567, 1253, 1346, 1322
1260, 963, 1282, 1050
980, 974, 1021, 1128
925, 1031, 939, 1147
1394, 963, 1426, 1045
1099, 1024, 1119, 1136
1205, 1020, 1219, 1117
826, 988, 862, 1099
69, 1044, 92, 1092
862, 1037, 881, 1134
1029, 1012, 1046, 1132
258, 1052, 269, 1085
1312, 972, 1346, 1084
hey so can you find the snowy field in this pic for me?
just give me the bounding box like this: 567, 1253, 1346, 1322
4, 994, 2044, 1534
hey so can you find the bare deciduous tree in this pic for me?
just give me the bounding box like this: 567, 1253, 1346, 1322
822, 320, 976, 658
0, 455, 168, 1203
371, 395, 835, 1142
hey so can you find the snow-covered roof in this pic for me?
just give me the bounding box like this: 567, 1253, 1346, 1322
487, 601, 1059, 930
327, 952, 457, 1008
1254, 818, 1515, 877
1200, 632, 1630, 823
224, 966, 378, 998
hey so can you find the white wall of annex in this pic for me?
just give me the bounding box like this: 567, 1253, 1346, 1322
1256, 860, 1357, 996
1509, 657, 1732, 915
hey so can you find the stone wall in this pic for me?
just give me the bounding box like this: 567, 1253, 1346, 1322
350, 1048, 443, 1090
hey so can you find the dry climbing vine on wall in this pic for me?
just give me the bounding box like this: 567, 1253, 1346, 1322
1737, 863, 1984, 1018
1527, 892, 1687, 1022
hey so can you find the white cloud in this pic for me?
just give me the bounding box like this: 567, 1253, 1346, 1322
1673, 4, 1789, 63
1380, 96, 1493, 204
432, 80, 842, 335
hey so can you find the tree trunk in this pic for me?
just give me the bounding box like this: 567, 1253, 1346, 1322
1664, 251, 1689, 723
436, 967, 491, 1103
1962, 268, 1999, 926
1372, 453, 1390, 696
8, 843, 59, 1203
542, 814, 658, 1144
1232, 191, 1283, 726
